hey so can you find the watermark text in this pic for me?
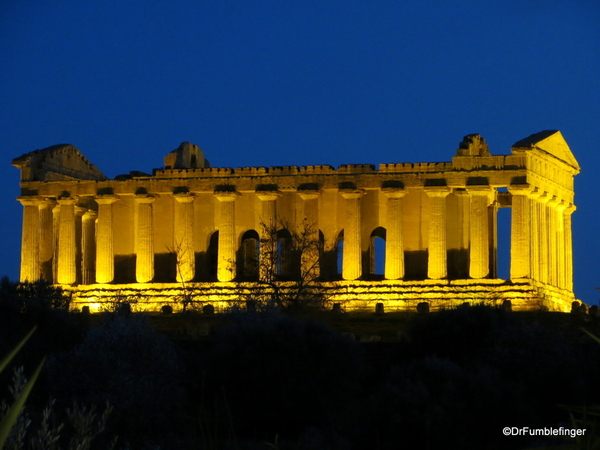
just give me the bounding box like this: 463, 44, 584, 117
503, 427, 585, 439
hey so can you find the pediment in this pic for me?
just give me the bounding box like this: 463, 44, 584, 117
12, 144, 107, 181
512, 130, 580, 172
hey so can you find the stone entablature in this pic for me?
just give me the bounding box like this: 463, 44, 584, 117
13, 130, 580, 312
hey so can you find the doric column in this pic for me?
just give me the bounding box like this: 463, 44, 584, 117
95, 195, 118, 284
38, 198, 55, 282
546, 196, 560, 287
215, 191, 239, 282
467, 187, 494, 279
424, 187, 451, 280
256, 191, 282, 281
135, 195, 156, 283
173, 193, 195, 283
508, 185, 532, 279
298, 190, 321, 279
75, 206, 86, 284
52, 204, 60, 282
564, 204, 576, 292
17, 196, 41, 282
382, 188, 406, 280
81, 210, 97, 284
537, 192, 551, 284
555, 201, 567, 290
527, 188, 543, 282
56, 197, 77, 285
340, 190, 364, 281
257, 191, 280, 230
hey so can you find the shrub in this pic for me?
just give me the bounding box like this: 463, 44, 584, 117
208, 312, 364, 438
46, 315, 185, 445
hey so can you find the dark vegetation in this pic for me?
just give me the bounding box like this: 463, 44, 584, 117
2, 276, 600, 449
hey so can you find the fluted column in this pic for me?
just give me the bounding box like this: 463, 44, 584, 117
74, 207, 86, 284
555, 201, 567, 289
173, 193, 195, 283
56, 197, 77, 285
298, 190, 321, 279
382, 188, 406, 280
18, 196, 41, 282
340, 190, 364, 281
95, 195, 118, 284
546, 196, 560, 287
467, 187, 494, 279
508, 185, 533, 279
215, 191, 239, 281
38, 198, 55, 281
52, 204, 60, 282
135, 195, 156, 283
256, 191, 282, 281
424, 187, 451, 280
537, 192, 551, 284
81, 210, 97, 284
564, 204, 576, 292
528, 188, 543, 282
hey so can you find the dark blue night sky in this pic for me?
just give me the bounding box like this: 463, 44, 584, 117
1, 1, 599, 302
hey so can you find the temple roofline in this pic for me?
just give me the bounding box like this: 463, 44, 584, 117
12, 144, 107, 182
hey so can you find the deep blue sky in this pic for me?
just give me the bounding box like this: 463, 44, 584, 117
1, 1, 599, 302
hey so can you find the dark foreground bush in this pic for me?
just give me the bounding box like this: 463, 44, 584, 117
410, 304, 593, 409
46, 315, 185, 447
368, 304, 600, 449
0, 277, 82, 378
369, 355, 530, 449
208, 312, 364, 440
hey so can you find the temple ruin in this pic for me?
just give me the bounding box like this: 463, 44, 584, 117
13, 130, 580, 312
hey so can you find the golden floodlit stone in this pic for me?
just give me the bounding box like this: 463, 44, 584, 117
12, 132, 580, 312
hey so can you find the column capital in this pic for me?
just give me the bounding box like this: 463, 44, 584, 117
466, 186, 494, 196
39, 197, 57, 208
17, 196, 42, 206
382, 187, 406, 199
527, 187, 544, 200
173, 192, 194, 203
537, 192, 552, 204
94, 194, 118, 205
83, 209, 97, 219
555, 200, 568, 213
57, 196, 78, 206
452, 188, 470, 197
424, 186, 451, 198
508, 184, 534, 196
75, 206, 87, 216
547, 196, 560, 208
565, 203, 576, 215
339, 189, 364, 200
214, 191, 239, 202
297, 190, 320, 201
134, 194, 156, 204
256, 190, 282, 202
467, 186, 496, 206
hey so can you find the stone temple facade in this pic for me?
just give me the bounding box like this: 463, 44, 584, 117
13, 131, 579, 312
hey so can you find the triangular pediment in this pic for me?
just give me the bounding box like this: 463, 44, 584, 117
512, 130, 580, 172
12, 144, 106, 181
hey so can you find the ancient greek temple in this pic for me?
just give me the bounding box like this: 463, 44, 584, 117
13, 130, 579, 312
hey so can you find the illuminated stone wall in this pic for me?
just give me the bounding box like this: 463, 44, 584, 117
13, 132, 580, 312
